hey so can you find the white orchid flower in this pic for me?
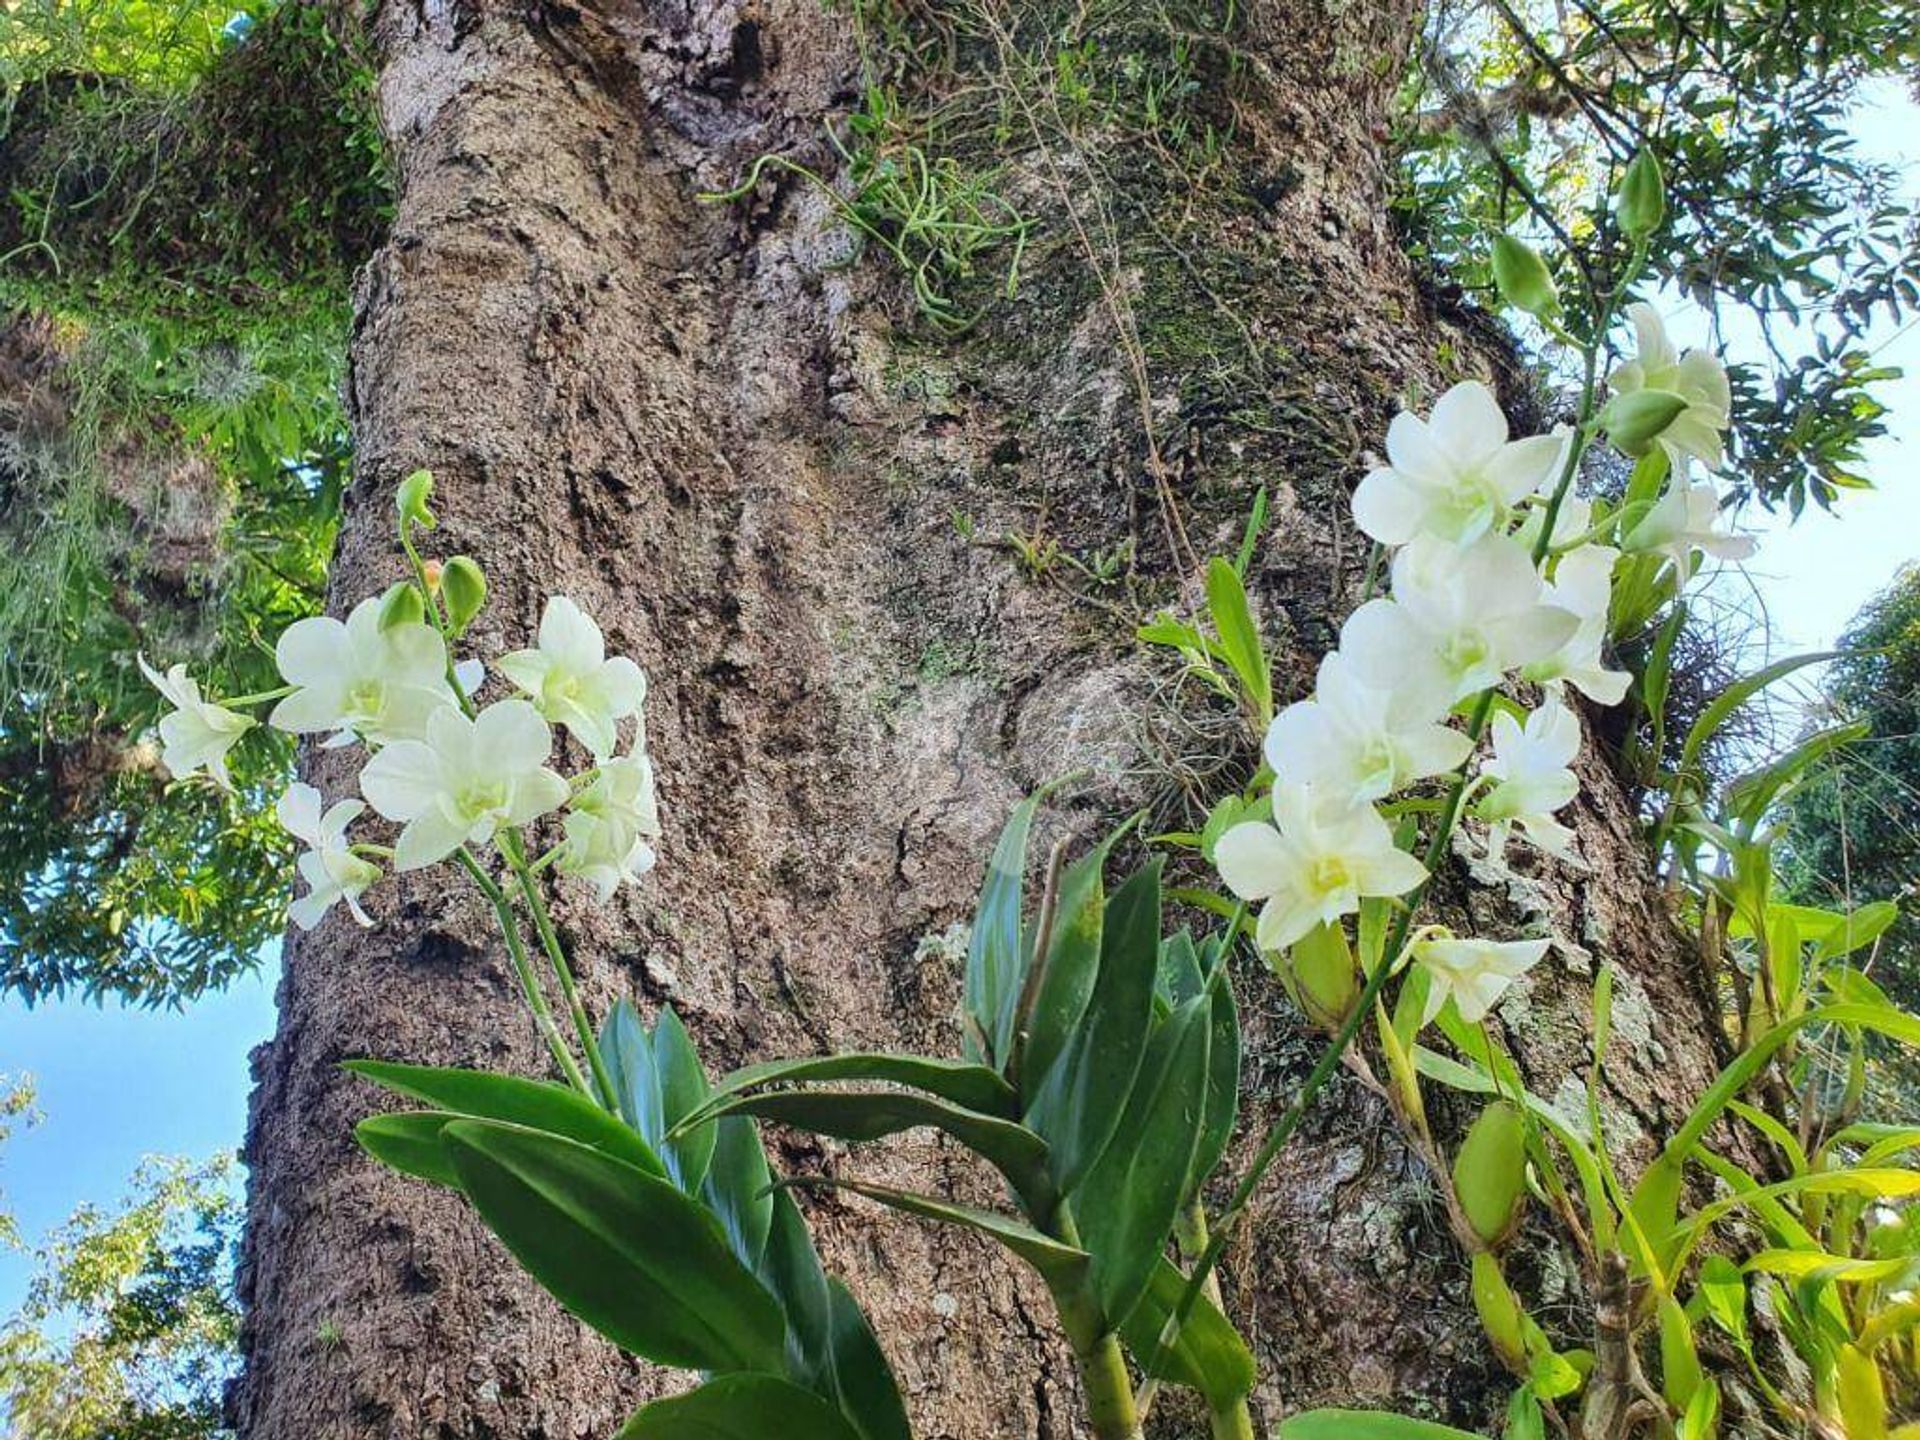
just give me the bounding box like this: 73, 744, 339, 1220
556, 750, 661, 901
1624, 477, 1757, 580
557, 810, 658, 903
137, 655, 254, 790
497, 597, 647, 761
1340, 533, 1578, 712
1215, 782, 1427, 952
1607, 303, 1732, 470
1524, 544, 1630, 706
269, 597, 459, 747
277, 782, 380, 930
1265, 650, 1471, 804
1351, 382, 1565, 546
359, 699, 570, 870
1480, 699, 1582, 859
1414, 934, 1550, 1024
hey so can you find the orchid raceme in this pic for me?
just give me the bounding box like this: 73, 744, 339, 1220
137, 655, 255, 790
359, 699, 572, 870
1265, 649, 1472, 803
1624, 476, 1758, 579
498, 596, 648, 760
1215, 783, 1427, 951
1413, 933, 1550, 1024
1607, 302, 1733, 471
1524, 543, 1631, 705
1479, 699, 1582, 859
269, 597, 460, 747
1341, 533, 1578, 712
1350, 381, 1565, 545
277, 783, 380, 930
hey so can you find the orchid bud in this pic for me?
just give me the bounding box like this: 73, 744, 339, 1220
421, 559, 444, 590
376, 581, 426, 631
1286, 922, 1359, 1029
396, 469, 436, 529
441, 555, 487, 633
1617, 150, 1666, 239
1490, 235, 1559, 318
1453, 1100, 1528, 1247
1601, 389, 1688, 457
1470, 1251, 1529, 1372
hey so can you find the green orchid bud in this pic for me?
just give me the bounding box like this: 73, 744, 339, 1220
1600, 389, 1689, 457
439, 556, 487, 633
1491, 234, 1560, 318
1617, 150, 1666, 239
376, 581, 426, 631
396, 469, 436, 530
1285, 922, 1358, 1029
440, 555, 487, 633
1453, 1099, 1528, 1247
1470, 1251, 1529, 1372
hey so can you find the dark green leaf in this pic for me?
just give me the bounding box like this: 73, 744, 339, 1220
1026, 860, 1162, 1193
711, 1089, 1055, 1216
354, 1112, 461, 1188
686, 1054, 1018, 1129
441, 1120, 785, 1373
826, 1280, 912, 1440
760, 1189, 834, 1384
344, 1060, 665, 1179
1190, 965, 1241, 1208
615, 1375, 863, 1440
1075, 993, 1212, 1323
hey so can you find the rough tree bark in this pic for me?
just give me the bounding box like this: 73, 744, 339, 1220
235, 1, 1733, 1436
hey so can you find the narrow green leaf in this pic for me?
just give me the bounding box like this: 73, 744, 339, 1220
966, 794, 1043, 1069
615, 1375, 863, 1440
686, 1054, 1018, 1130
441, 1120, 785, 1373
1190, 962, 1240, 1208
651, 1007, 718, 1191
355, 1112, 463, 1188
826, 1280, 913, 1440
702, 1114, 775, 1269
345, 1059, 665, 1179
1016, 834, 1117, 1102
709, 1089, 1055, 1216
1026, 861, 1163, 1194
1278, 1411, 1486, 1440
789, 1177, 1091, 1297
1117, 1259, 1255, 1407
760, 1188, 834, 1383
598, 999, 658, 1136
1680, 652, 1842, 782
1076, 993, 1212, 1322
1206, 556, 1273, 725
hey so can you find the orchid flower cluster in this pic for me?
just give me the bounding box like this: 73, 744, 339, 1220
1212, 303, 1752, 1032
135, 474, 661, 935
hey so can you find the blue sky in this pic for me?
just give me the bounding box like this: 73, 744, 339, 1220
0, 957, 277, 1307
2, 81, 1917, 1325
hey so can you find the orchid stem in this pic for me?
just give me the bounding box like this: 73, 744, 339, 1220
502, 830, 619, 1112
454, 846, 592, 1098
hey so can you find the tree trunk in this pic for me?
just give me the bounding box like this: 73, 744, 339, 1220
235, 1, 1731, 1435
